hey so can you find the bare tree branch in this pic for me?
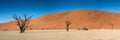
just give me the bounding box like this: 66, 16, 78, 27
13, 14, 32, 33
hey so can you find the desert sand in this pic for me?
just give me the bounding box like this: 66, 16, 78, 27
0, 30, 120, 40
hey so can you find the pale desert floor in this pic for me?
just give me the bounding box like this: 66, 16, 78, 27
0, 30, 120, 40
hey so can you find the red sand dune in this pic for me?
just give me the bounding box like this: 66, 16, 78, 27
1, 10, 120, 30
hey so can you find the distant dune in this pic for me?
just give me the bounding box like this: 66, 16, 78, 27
1, 10, 120, 30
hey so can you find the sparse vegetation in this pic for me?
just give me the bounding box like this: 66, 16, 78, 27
13, 14, 32, 33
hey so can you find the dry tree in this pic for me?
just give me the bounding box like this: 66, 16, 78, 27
65, 17, 71, 32
13, 14, 32, 33
65, 11, 71, 32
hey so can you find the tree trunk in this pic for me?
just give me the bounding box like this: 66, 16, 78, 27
20, 29, 25, 33
20, 28, 25, 33
66, 25, 69, 32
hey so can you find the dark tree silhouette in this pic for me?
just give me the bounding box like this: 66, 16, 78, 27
65, 18, 71, 32
13, 14, 32, 33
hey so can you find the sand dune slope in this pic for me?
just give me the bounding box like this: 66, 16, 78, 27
1, 10, 120, 30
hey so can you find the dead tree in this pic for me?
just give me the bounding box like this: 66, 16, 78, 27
13, 14, 32, 33
65, 18, 71, 32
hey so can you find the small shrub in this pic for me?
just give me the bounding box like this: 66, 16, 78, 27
3, 29, 8, 31
82, 27, 88, 30
30, 28, 32, 30
41, 28, 44, 30
77, 28, 81, 30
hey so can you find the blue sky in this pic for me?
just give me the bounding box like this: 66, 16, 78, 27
0, 0, 120, 23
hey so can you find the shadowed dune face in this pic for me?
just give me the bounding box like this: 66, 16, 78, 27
0, 10, 120, 30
